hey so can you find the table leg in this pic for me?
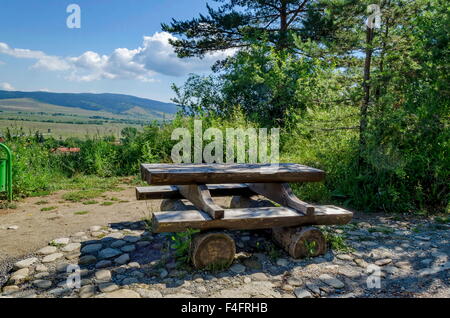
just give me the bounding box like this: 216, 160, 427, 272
247, 183, 315, 216
177, 184, 224, 219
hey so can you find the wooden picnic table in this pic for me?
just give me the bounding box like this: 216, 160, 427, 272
137, 163, 353, 269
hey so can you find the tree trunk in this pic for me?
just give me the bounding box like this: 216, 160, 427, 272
278, 0, 288, 51
359, 25, 375, 164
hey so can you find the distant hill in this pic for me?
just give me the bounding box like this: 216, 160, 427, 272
0, 90, 178, 115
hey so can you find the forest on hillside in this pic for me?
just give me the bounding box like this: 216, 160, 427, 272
1, 0, 448, 215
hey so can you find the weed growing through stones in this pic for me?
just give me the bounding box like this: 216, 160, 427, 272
143, 218, 153, 233
322, 228, 354, 253
170, 229, 200, 266
49, 241, 65, 248
435, 216, 449, 224
368, 226, 395, 234
256, 241, 282, 261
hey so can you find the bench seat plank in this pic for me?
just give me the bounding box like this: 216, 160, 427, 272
141, 163, 325, 185
152, 205, 352, 233
136, 184, 254, 200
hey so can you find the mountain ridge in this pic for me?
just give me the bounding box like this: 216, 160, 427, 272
0, 90, 178, 115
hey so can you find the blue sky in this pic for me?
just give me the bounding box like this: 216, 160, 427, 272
0, 0, 228, 102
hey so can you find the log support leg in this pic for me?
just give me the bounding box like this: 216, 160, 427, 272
177, 184, 224, 219
247, 183, 315, 216
272, 226, 327, 259
190, 232, 236, 269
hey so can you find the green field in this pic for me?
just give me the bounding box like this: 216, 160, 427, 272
0, 98, 172, 138
0, 119, 144, 139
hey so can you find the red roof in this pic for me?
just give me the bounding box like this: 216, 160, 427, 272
52, 147, 81, 153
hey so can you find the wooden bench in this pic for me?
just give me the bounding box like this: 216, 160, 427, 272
136, 184, 254, 200
152, 205, 353, 233
137, 184, 352, 232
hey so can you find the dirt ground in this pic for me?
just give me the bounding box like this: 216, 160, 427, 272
0, 185, 159, 262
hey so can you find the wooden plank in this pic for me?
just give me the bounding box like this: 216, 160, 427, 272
136, 186, 179, 200
247, 183, 315, 216
140, 163, 325, 185
136, 184, 254, 200
177, 184, 224, 219
152, 205, 353, 233
312, 205, 354, 223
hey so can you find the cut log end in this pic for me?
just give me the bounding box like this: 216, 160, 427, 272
272, 226, 327, 259
191, 232, 236, 269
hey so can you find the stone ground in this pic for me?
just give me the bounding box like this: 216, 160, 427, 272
1, 206, 449, 298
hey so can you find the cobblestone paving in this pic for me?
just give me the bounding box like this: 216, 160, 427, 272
1, 215, 449, 298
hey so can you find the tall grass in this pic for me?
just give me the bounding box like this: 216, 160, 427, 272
1, 111, 448, 214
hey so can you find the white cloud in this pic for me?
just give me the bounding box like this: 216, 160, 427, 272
135, 32, 234, 76
0, 82, 15, 91
0, 32, 235, 82
0, 42, 70, 71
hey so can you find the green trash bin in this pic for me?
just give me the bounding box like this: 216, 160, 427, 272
0, 159, 6, 192
0, 143, 12, 201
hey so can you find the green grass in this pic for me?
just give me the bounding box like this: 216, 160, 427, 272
40, 206, 57, 212
29, 190, 52, 197
74, 210, 89, 215
170, 229, 201, 266
62, 190, 104, 202
0, 97, 155, 139
322, 229, 354, 253
82, 200, 98, 205
412, 225, 423, 233
304, 240, 319, 258
0, 201, 17, 209
435, 216, 450, 224
101, 201, 114, 206
255, 241, 282, 261
57, 175, 121, 192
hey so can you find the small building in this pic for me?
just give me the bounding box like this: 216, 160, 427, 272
51, 147, 81, 154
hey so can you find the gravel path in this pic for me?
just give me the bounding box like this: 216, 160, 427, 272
1, 211, 449, 298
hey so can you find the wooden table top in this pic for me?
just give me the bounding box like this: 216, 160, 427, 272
140, 163, 325, 185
